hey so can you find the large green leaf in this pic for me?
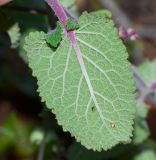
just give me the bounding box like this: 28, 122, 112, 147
24, 11, 136, 151
133, 119, 149, 145
138, 60, 156, 85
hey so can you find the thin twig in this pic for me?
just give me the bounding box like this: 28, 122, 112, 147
136, 27, 156, 38
132, 65, 148, 93
0, 0, 12, 6
63, 7, 78, 20
37, 136, 46, 160
100, 0, 145, 64
100, 0, 132, 27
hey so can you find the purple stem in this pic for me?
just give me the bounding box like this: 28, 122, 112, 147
44, 0, 67, 26
44, 0, 77, 47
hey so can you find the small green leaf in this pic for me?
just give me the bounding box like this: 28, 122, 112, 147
138, 60, 156, 85
138, 60, 156, 104
133, 101, 149, 144
66, 18, 79, 31
30, 129, 44, 145
46, 22, 63, 48
133, 119, 149, 145
91, 10, 112, 19
134, 150, 156, 160
60, 0, 75, 8
136, 101, 149, 119
7, 23, 21, 48
24, 11, 136, 151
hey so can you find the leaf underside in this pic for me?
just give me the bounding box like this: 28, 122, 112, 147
24, 11, 136, 151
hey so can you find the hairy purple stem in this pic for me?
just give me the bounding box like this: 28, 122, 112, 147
44, 0, 67, 25
44, 0, 77, 46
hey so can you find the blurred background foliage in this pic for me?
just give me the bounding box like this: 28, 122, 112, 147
0, 0, 156, 159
